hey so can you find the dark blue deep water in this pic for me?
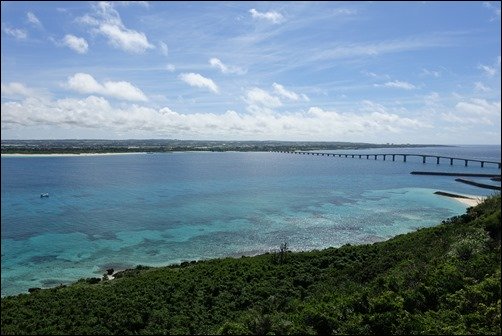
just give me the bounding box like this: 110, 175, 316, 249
1, 145, 500, 296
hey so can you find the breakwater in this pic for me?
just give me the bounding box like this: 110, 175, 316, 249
411, 171, 501, 177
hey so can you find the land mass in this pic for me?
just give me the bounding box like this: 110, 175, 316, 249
1, 195, 500, 335
1, 139, 449, 154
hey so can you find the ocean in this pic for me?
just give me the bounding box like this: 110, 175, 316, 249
1, 145, 500, 297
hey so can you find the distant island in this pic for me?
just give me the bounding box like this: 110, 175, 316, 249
0, 139, 449, 155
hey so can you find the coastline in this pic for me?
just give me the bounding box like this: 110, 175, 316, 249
1, 152, 147, 157
434, 191, 486, 207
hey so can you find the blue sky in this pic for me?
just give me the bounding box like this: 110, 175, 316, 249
1, 1, 500, 144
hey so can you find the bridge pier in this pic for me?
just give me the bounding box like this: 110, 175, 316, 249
276, 151, 500, 169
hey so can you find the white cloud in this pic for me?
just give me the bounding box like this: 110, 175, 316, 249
245, 85, 309, 114
3, 27, 27, 40
313, 35, 449, 62
441, 98, 501, 125
159, 41, 168, 56
179, 73, 219, 93
249, 8, 284, 24
478, 64, 497, 76
474, 82, 491, 92
1, 97, 429, 140
67, 73, 148, 101
209, 58, 245, 75
272, 83, 299, 101
420, 68, 441, 77
117, 1, 149, 7
78, 1, 154, 54
245, 88, 282, 108
332, 8, 357, 16
455, 98, 500, 116
99, 23, 154, 53
1, 82, 34, 98
62, 34, 89, 54
482, 1, 501, 21
27, 12, 42, 27
165, 64, 176, 72
377, 80, 416, 90
424, 92, 440, 106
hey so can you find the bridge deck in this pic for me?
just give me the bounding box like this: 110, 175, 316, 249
273, 151, 501, 169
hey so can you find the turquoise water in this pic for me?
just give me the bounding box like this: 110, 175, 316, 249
1, 146, 500, 296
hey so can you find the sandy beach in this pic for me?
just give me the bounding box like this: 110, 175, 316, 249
435, 191, 486, 207
451, 196, 486, 207
1, 152, 147, 157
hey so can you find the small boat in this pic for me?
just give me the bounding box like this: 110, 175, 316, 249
40, 193, 49, 198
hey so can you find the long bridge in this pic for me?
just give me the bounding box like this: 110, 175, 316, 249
273, 151, 501, 169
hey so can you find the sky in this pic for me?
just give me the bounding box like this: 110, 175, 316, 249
1, 1, 501, 144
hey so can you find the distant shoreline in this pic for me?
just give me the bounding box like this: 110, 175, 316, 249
1, 152, 148, 157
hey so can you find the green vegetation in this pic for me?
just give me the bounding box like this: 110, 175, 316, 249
1, 139, 446, 154
1, 195, 500, 335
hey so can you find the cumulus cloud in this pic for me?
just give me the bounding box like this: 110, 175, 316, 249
209, 58, 245, 75
78, 1, 154, 53
179, 73, 219, 93
62, 34, 89, 54
246, 87, 282, 108
165, 64, 176, 72
66, 73, 148, 101
99, 23, 154, 53
1, 96, 429, 140
377, 80, 416, 90
1, 82, 34, 98
272, 83, 308, 101
244, 84, 309, 114
455, 98, 500, 116
249, 8, 284, 24
27, 12, 42, 27
3, 26, 27, 39
441, 98, 501, 125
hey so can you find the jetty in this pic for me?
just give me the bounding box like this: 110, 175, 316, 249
454, 178, 501, 191
410, 171, 501, 177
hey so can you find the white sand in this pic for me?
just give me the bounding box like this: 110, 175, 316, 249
1, 152, 147, 157
451, 195, 486, 207
435, 192, 487, 207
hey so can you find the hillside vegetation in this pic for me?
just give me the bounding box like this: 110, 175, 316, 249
1, 195, 500, 335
